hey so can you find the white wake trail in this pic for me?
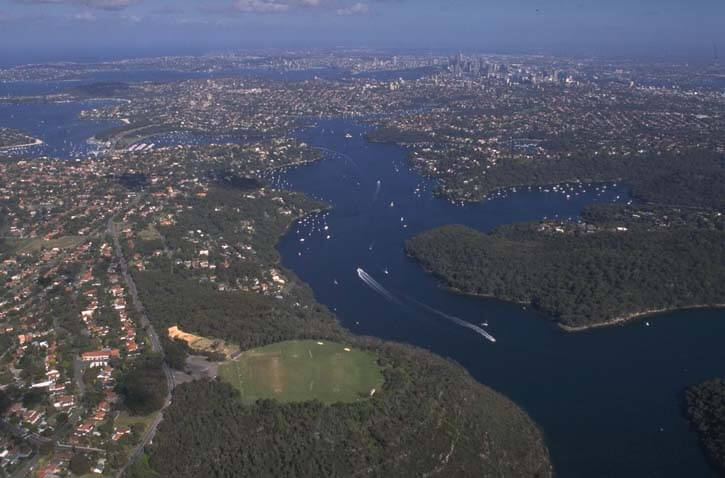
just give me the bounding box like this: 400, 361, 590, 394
357, 267, 402, 304
372, 179, 382, 203
408, 298, 496, 343
355, 268, 495, 342
313, 146, 362, 173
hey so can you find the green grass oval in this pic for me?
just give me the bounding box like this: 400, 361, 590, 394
218, 340, 384, 404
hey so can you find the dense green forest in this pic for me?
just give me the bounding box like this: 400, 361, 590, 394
686, 379, 725, 475
135, 270, 345, 351
69, 453, 92, 475
632, 169, 725, 210
147, 340, 551, 478
70, 81, 131, 98
126, 454, 160, 478
406, 219, 725, 328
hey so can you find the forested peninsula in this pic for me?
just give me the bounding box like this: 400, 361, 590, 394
686, 379, 725, 476
406, 205, 725, 330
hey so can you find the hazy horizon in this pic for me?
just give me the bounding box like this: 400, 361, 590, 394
1, 0, 724, 63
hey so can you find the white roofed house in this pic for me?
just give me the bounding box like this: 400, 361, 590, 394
80, 349, 120, 368
52, 395, 75, 409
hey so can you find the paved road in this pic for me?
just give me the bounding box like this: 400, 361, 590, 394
108, 219, 174, 478
108, 220, 174, 390
2, 405, 93, 476
72, 358, 86, 397
1, 418, 48, 478
0, 419, 51, 447
117, 412, 164, 477
8, 454, 37, 478
56, 444, 104, 453
0, 427, 104, 478
108, 221, 162, 352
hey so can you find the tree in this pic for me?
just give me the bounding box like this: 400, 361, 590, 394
686, 379, 725, 474
161, 337, 189, 371
142, 341, 552, 478
125, 454, 160, 478
39, 441, 55, 456
22, 389, 47, 409
0, 389, 11, 415
116, 356, 167, 415
55, 412, 69, 425
70, 453, 92, 475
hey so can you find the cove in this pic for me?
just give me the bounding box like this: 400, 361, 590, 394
0, 99, 121, 159
275, 118, 725, 478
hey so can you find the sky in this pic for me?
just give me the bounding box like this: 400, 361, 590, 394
1, 0, 724, 61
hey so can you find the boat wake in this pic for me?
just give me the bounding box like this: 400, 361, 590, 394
372, 179, 382, 203
355, 267, 496, 343
357, 267, 401, 304
407, 297, 497, 343
313, 146, 361, 173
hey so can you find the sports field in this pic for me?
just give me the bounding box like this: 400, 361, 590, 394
218, 340, 383, 404
10, 235, 85, 254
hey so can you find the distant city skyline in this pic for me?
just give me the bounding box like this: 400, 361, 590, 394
1, 0, 724, 61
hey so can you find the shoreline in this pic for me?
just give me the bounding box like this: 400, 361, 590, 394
447, 282, 725, 333
0, 137, 44, 151
452, 285, 725, 332
367, 133, 629, 204
421, 171, 628, 204
412, 258, 725, 333
558, 304, 725, 332
451, 284, 725, 332
407, 232, 725, 334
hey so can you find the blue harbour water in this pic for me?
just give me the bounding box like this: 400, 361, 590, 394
0, 99, 121, 159
273, 119, 725, 478
1, 78, 723, 477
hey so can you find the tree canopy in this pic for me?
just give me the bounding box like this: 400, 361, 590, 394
116, 355, 168, 416
686, 379, 725, 475
146, 340, 551, 478
406, 213, 725, 328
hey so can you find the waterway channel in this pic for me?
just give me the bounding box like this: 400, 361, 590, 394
275, 118, 725, 478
